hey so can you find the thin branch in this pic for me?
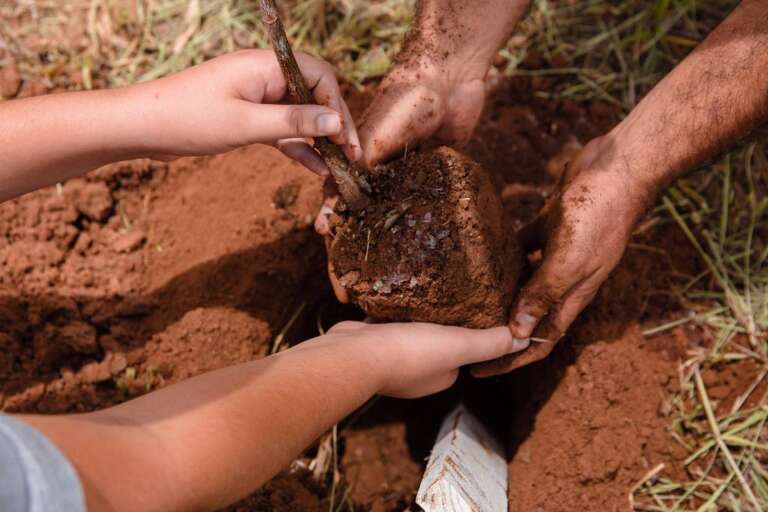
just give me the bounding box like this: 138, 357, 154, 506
258, 0, 369, 211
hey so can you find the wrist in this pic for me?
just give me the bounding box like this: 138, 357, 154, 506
301, 330, 391, 395
109, 84, 168, 160
64, 85, 164, 163
599, 118, 680, 202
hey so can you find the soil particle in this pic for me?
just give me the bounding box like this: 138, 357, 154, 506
111, 229, 146, 253
58, 320, 98, 353
64, 180, 114, 222
272, 180, 301, 209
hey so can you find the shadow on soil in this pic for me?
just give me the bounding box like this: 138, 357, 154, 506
0, 229, 328, 408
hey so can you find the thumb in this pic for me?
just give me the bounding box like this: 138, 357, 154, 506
247, 104, 343, 142
508, 263, 571, 340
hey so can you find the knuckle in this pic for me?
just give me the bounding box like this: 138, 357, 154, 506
287, 108, 306, 135
519, 284, 559, 315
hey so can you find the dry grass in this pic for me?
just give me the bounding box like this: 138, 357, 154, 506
0, 0, 413, 90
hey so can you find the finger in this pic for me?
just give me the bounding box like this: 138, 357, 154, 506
471, 279, 600, 377
434, 79, 485, 146
245, 104, 343, 142
358, 80, 444, 168
508, 273, 565, 340
470, 315, 561, 378
314, 180, 337, 236
547, 279, 601, 336
311, 74, 348, 146
314, 203, 335, 236
322, 217, 350, 304
292, 53, 351, 147
459, 326, 530, 365
276, 138, 329, 176
313, 180, 349, 303
419, 325, 528, 370
339, 99, 362, 162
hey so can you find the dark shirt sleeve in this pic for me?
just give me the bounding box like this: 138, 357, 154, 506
0, 414, 85, 512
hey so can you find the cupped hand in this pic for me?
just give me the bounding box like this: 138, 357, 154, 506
136, 49, 361, 174
327, 321, 529, 399
357, 55, 487, 169
471, 135, 656, 377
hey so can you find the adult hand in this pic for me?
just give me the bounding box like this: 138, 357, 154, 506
326, 321, 529, 398
471, 135, 655, 377
356, 0, 530, 168
356, 56, 487, 168
135, 49, 361, 173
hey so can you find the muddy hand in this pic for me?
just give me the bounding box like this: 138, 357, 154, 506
357, 58, 487, 168
357, 0, 532, 168
471, 135, 656, 377
314, 178, 350, 303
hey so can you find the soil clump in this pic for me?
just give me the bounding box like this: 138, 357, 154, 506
330, 147, 520, 328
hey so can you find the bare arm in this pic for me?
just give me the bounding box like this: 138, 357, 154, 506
20, 322, 522, 512
476, 0, 768, 375
612, 0, 768, 191
0, 50, 362, 203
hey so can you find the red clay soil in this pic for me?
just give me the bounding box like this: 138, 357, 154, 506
0, 72, 751, 512
330, 146, 520, 328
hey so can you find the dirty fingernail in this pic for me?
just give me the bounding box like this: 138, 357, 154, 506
316, 113, 341, 134
513, 312, 538, 336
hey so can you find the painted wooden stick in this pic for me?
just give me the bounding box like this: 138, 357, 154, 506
258, 0, 370, 211
416, 404, 508, 512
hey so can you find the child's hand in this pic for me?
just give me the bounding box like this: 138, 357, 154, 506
325, 321, 530, 398
134, 49, 360, 174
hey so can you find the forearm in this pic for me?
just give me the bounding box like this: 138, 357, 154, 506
411, 0, 530, 77
609, 0, 768, 193
22, 333, 382, 512
0, 88, 154, 202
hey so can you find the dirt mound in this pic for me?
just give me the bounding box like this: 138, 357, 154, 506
330, 147, 520, 328
0, 146, 326, 415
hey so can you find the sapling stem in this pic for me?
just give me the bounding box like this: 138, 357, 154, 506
258, 0, 370, 211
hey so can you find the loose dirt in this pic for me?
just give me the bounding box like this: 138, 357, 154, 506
0, 70, 751, 511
